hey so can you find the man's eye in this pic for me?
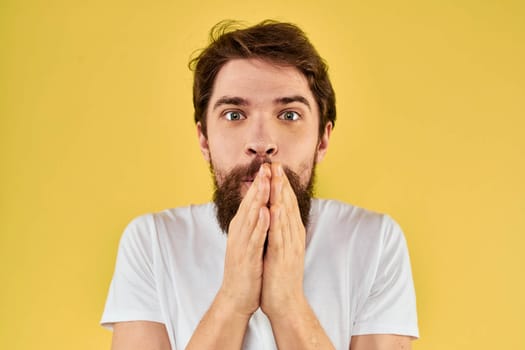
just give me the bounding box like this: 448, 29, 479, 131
279, 111, 300, 121
224, 111, 244, 121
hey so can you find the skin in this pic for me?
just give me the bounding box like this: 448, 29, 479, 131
200, 58, 328, 193
111, 58, 413, 350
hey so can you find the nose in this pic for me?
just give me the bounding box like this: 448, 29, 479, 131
244, 122, 278, 158
245, 139, 278, 158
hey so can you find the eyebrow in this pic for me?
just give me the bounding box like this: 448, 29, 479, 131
212, 96, 249, 111
212, 95, 311, 111
274, 95, 311, 110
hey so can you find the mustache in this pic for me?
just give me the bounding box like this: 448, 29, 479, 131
212, 157, 314, 234
237, 156, 273, 181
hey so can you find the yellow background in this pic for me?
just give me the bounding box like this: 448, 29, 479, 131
1, 0, 524, 349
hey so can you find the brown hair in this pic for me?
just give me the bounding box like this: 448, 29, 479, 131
189, 20, 336, 137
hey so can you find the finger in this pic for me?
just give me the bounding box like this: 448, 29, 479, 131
237, 164, 270, 214
279, 166, 305, 246
270, 162, 284, 206
245, 164, 271, 227
230, 164, 270, 237
268, 163, 297, 249
247, 206, 270, 257
279, 166, 301, 215
267, 204, 284, 256
278, 189, 295, 251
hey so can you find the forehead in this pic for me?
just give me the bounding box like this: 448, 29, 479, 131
209, 58, 316, 106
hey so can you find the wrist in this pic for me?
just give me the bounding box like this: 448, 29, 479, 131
186, 287, 253, 349
264, 293, 310, 322
214, 287, 256, 321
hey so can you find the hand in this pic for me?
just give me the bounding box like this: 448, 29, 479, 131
261, 162, 307, 319
217, 163, 271, 317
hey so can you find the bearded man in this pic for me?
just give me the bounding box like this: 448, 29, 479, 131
101, 20, 419, 350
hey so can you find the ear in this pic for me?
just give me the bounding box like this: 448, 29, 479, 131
315, 121, 332, 163
197, 122, 211, 162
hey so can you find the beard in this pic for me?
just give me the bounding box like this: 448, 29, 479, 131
212, 158, 315, 234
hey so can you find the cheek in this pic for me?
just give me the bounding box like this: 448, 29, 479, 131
208, 136, 238, 163
208, 144, 240, 186
288, 154, 316, 188
281, 127, 318, 150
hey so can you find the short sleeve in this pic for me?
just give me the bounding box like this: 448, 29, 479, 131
352, 215, 419, 338
100, 214, 164, 329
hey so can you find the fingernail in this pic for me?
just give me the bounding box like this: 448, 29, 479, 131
278, 164, 284, 176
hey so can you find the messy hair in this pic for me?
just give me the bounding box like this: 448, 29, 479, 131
189, 20, 336, 137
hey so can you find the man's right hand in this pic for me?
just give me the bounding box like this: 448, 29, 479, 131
217, 163, 271, 317
185, 163, 271, 349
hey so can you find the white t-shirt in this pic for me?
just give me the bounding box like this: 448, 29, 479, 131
101, 199, 419, 349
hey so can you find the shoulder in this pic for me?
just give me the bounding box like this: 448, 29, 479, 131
153, 202, 219, 238
120, 202, 217, 244
153, 202, 215, 226
310, 198, 406, 247
311, 198, 397, 231
311, 198, 378, 221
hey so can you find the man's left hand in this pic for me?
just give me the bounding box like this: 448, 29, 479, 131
260, 162, 307, 319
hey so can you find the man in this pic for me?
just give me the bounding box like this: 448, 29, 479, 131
101, 20, 419, 349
